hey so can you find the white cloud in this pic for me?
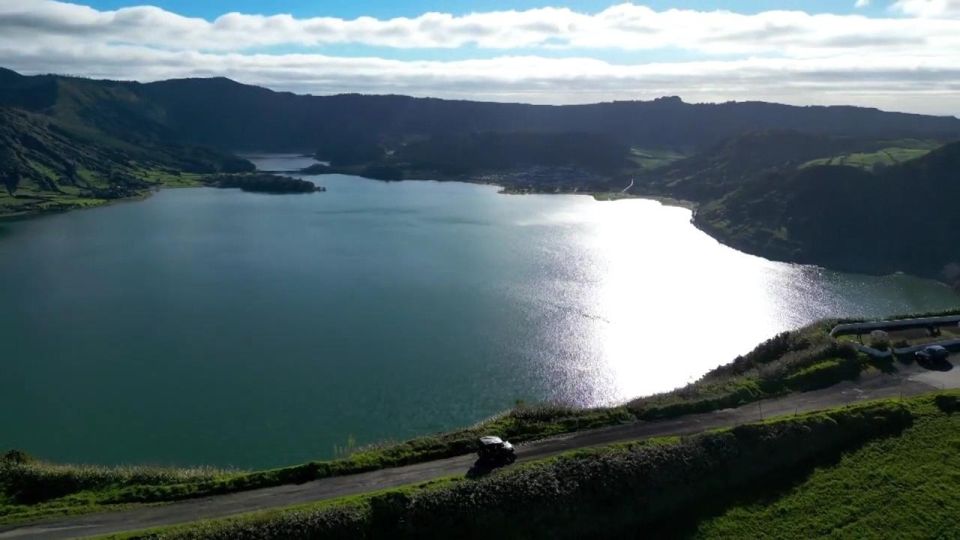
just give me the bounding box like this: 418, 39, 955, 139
855, 0, 871, 7
4, 44, 959, 115
1, 1, 959, 55
892, 0, 960, 17
0, 1, 958, 115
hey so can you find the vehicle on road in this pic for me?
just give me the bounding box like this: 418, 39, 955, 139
477, 436, 516, 465
915, 345, 950, 362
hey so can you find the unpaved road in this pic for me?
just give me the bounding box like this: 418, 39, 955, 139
1, 363, 955, 539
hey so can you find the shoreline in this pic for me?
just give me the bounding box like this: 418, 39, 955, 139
2, 168, 951, 289
0, 182, 203, 223
301, 165, 700, 211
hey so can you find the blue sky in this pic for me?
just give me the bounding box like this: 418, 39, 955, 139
82, 0, 892, 19
1, 0, 958, 115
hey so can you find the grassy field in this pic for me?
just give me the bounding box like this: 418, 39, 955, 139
0, 170, 205, 219
691, 394, 960, 539
120, 394, 947, 539
800, 139, 941, 171
627, 147, 687, 171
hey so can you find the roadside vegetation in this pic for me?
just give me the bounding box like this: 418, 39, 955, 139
0, 454, 231, 524
123, 393, 955, 539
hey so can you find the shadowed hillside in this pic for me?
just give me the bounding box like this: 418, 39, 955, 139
696, 141, 960, 282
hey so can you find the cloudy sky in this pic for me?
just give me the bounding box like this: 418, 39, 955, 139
2, 0, 959, 115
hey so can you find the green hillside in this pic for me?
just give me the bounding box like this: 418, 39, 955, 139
695, 141, 960, 283
0, 72, 257, 217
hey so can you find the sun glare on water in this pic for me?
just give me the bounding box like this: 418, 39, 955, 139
547, 198, 837, 403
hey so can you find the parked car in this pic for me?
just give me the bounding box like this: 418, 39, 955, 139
915, 345, 950, 362
477, 436, 516, 465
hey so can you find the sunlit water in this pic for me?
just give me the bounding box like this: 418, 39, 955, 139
1, 155, 956, 468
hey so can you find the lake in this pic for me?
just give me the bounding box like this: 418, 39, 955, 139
1, 156, 957, 469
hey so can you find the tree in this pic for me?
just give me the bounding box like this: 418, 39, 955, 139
63, 160, 78, 185
0, 146, 21, 196
942, 262, 960, 293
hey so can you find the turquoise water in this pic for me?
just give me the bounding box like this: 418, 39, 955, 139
1, 158, 957, 468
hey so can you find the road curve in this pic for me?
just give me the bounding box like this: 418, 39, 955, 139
1, 365, 954, 540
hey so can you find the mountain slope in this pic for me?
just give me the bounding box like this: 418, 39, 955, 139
695, 141, 960, 281
637, 130, 896, 201
133, 80, 960, 153
3, 68, 959, 172
0, 71, 256, 216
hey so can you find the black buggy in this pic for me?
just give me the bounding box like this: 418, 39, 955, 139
477, 435, 516, 465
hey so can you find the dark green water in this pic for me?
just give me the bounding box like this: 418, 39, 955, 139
1, 157, 957, 468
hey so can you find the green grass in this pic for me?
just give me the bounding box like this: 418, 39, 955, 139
0, 454, 234, 525
137, 170, 204, 188
692, 394, 960, 539
801, 140, 941, 171
0, 169, 207, 218
627, 147, 687, 171
0, 190, 110, 218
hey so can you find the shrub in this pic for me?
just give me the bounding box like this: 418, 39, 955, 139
783, 357, 861, 392
0, 450, 33, 466
935, 394, 959, 414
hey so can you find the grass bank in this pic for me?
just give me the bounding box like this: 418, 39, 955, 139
122, 392, 952, 539
691, 393, 960, 538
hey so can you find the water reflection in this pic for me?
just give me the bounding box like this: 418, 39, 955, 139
531, 197, 958, 404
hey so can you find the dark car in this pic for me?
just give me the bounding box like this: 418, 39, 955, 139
477, 436, 516, 465
915, 345, 950, 362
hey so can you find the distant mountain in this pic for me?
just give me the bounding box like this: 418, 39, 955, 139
3, 69, 959, 153
1, 68, 958, 282
135, 82, 960, 153
695, 141, 960, 281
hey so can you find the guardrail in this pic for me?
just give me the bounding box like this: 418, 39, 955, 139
849, 338, 960, 359
830, 315, 960, 338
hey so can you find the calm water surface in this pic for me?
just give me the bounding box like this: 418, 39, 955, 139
1, 156, 957, 468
